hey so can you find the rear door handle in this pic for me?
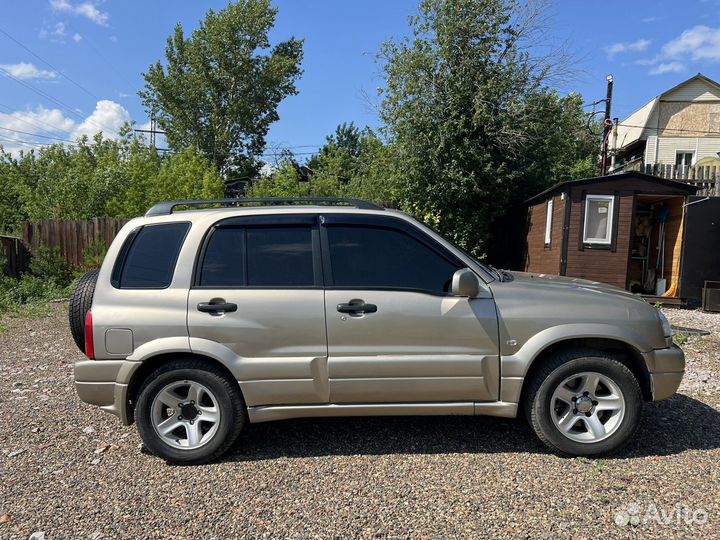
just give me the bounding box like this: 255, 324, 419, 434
197, 300, 237, 314
336, 301, 377, 314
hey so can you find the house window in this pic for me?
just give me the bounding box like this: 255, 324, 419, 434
544, 199, 553, 245
583, 195, 614, 245
676, 152, 694, 167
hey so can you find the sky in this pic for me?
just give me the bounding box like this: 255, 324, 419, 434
1, 0, 720, 160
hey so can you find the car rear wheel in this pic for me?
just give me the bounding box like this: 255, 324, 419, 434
135, 359, 246, 464
524, 349, 643, 457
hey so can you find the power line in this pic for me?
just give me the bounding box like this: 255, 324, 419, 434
0, 101, 71, 138
0, 26, 99, 100
0, 135, 46, 148
0, 123, 325, 159
0, 125, 76, 144
0, 67, 119, 137
132, 128, 325, 151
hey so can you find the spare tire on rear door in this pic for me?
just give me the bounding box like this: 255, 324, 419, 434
69, 270, 99, 353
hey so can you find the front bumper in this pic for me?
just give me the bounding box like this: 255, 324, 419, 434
642, 344, 685, 401
75, 360, 135, 424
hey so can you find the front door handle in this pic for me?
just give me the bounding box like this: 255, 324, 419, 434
337, 301, 378, 315
197, 299, 237, 314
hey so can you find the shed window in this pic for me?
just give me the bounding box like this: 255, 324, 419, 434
583, 195, 614, 245
544, 199, 553, 245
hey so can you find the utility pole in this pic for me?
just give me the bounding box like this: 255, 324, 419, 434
133, 114, 165, 149
150, 114, 157, 147
601, 74, 614, 176
610, 117, 619, 170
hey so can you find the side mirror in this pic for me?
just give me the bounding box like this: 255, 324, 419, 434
451, 268, 482, 298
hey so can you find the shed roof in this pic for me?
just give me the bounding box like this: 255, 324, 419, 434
524, 171, 698, 205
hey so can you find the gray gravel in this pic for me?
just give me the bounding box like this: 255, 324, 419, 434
1, 303, 719, 539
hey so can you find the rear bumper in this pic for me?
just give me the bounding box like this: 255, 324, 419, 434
74, 360, 134, 424
643, 344, 685, 401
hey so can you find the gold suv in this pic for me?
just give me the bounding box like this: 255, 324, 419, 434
70, 198, 684, 464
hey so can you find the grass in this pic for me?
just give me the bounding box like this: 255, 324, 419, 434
672, 331, 690, 346
0, 274, 76, 318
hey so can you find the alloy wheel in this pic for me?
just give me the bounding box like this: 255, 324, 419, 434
550, 371, 626, 443
150, 380, 221, 450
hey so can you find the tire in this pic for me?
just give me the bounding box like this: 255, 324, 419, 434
68, 270, 99, 353
135, 359, 246, 465
524, 348, 643, 457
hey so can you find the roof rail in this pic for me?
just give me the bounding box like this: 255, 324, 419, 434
145, 197, 384, 217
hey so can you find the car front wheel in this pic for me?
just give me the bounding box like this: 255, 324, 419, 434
524, 349, 643, 457
135, 359, 246, 464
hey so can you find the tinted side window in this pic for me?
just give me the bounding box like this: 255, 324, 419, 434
199, 228, 245, 287
117, 223, 189, 288
247, 227, 314, 286
199, 226, 315, 287
327, 226, 460, 292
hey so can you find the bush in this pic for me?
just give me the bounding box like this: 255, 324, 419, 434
82, 240, 107, 270
0, 274, 70, 315
30, 245, 72, 286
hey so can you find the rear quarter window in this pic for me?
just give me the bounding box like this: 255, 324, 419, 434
112, 222, 190, 288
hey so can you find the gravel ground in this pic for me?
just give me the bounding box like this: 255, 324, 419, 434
1, 303, 719, 540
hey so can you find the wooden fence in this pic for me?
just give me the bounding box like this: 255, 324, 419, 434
1, 236, 31, 278
22, 218, 129, 269
632, 163, 720, 196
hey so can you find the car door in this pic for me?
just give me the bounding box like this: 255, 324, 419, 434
321, 214, 500, 404
187, 214, 329, 407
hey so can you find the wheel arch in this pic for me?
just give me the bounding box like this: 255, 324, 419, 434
124, 352, 242, 425
516, 337, 652, 414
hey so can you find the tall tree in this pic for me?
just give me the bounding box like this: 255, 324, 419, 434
379, 0, 596, 256
140, 0, 304, 176
307, 122, 363, 171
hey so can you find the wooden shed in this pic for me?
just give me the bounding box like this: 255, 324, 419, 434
522, 172, 697, 301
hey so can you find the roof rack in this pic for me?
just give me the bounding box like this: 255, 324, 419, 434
145, 197, 384, 217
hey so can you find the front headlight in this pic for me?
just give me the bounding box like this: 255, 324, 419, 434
657, 310, 672, 338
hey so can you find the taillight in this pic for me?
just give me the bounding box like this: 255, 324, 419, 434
85, 310, 95, 360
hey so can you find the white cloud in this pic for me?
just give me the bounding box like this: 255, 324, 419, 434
0, 106, 76, 155
49, 0, 109, 26
39, 22, 66, 42
0, 62, 57, 80
649, 62, 685, 75
641, 16, 659, 23
71, 100, 131, 139
604, 39, 651, 59
660, 25, 720, 61
0, 106, 75, 134
0, 101, 133, 156
72, 32, 82, 42
638, 25, 720, 75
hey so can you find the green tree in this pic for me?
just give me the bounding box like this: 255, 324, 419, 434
248, 162, 310, 198
379, 0, 597, 256
140, 0, 304, 176
306, 122, 363, 173
0, 129, 225, 228
3, 133, 128, 223
150, 148, 225, 205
